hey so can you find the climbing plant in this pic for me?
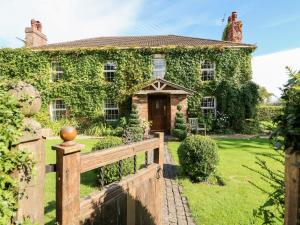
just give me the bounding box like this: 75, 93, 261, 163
0, 46, 256, 132
0, 84, 34, 224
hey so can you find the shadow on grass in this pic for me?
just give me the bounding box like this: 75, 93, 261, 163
45, 201, 56, 225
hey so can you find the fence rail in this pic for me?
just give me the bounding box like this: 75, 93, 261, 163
52, 130, 164, 225
80, 137, 160, 173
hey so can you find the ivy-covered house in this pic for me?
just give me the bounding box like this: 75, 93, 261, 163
0, 12, 259, 133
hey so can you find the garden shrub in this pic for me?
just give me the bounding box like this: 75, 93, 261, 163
0, 87, 34, 224
273, 69, 300, 150
92, 136, 133, 185
178, 135, 219, 182
257, 105, 283, 122
172, 105, 187, 140
123, 104, 144, 143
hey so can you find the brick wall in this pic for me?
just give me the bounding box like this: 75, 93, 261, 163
170, 95, 187, 129
132, 95, 148, 121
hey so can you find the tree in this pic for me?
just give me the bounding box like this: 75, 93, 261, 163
259, 86, 273, 104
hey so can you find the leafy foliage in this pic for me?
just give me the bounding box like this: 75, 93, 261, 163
92, 136, 133, 185
272, 69, 300, 150
259, 86, 273, 104
215, 80, 260, 131
178, 135, 219, 182
244, 152, 284, 224
0, 47, 256, 132
257, 105, 283, 122
172, 105, 187, 140
0, 87, 34, 224
123, 104, 144, 143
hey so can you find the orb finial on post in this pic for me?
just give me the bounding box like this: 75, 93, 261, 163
60, 126, 77, 146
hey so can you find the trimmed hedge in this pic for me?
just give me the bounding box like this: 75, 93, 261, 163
178, 135, 219, 182
257, 105, 283, 121
92, 136, 133, 184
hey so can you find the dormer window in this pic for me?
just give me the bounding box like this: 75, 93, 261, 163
153, 55, 166, 78
200, 60, 215, 81
51, 61, 63, 81
104, 62, 117, 82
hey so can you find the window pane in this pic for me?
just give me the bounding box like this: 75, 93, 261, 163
51, 61, 63, 82
51, 99, 67, 121
104, 62, 116, 82
153, 58, 166, 78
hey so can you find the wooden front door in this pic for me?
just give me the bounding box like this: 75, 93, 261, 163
148, 95, 170, 132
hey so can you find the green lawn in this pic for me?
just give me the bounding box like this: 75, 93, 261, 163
167, 138, 283, 225
44, 138, 145, 225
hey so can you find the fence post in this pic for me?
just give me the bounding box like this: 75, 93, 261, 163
284, 149, 300, 225
154, 132, 164, 169
14, 134, 45, 224
52, 127, 84, 225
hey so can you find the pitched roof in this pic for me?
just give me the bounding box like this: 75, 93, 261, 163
37, 35, 256, 50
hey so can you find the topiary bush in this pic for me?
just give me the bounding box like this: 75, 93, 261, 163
178, 135, 219, 182
123, 104, 144, 143
92, 136, 133, 185
172, 105, 187, 140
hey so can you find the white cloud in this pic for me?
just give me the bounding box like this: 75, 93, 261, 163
0, 0, 143, 47
252, 48, 300, 100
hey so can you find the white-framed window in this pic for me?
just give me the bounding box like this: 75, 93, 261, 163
153, 55, 166, 78
201, 96, 216, 117
104, 62, 117, 82
50, 99, 67, 121
104, 99, 119, 121
200, 60, 215, 81
51, 61, 63, 82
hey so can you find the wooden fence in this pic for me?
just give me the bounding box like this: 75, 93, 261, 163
284, 149, 300, 225
51, 131, 164, 225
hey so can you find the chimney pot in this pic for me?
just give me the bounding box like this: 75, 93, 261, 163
25, 19, 47, 47
224, 11, 243, 43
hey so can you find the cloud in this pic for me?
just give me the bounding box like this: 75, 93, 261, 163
252, 48, 300, 100
0, 0, 143, 47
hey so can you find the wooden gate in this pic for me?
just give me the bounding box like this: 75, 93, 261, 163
52, 131, 164, 225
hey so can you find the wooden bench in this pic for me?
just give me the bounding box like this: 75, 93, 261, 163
188, 118, 206, 135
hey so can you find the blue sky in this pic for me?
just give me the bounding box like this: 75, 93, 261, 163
1, 0, 300, 55
125, 0, 300, 56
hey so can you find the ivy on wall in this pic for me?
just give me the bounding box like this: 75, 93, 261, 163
0, 46, 257, 131
0, 85, 34, 224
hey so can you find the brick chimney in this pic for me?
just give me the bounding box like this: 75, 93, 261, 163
25, 19, 47, 47
224, 12, 243, 43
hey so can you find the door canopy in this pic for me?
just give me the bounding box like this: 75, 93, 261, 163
135, 78, 193, 95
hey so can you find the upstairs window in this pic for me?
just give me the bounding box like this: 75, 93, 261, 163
50, 99, 67, 121
201, 96, 216, 117
104, 99, 119, 121
200, 60, 215, 81
153, 56, 166, 78
51, 61, 63, 81
104, 62, 117, 82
